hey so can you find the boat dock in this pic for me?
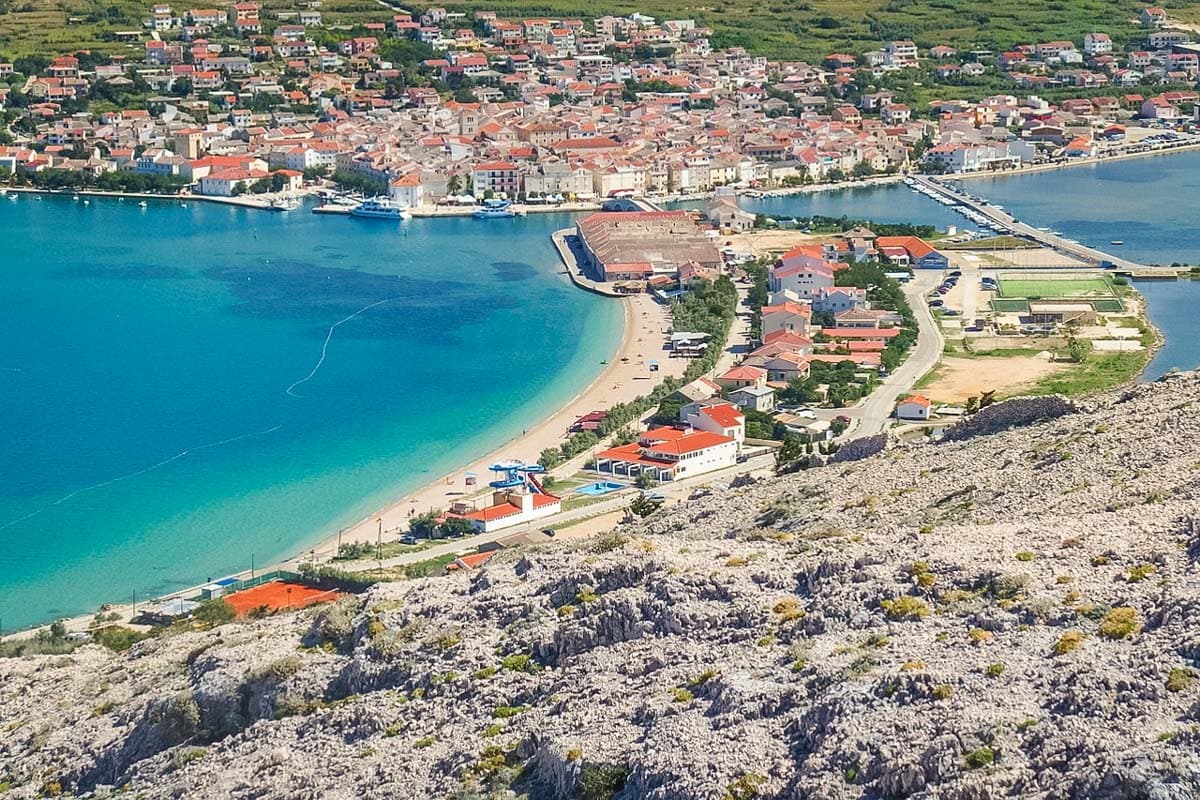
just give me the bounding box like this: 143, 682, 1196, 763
911, 175, 1171, 274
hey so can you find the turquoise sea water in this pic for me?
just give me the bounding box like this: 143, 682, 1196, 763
0, 196, 620, 630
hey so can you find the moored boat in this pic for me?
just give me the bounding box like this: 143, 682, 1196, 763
349, 197, 411, 220
473, 198, 518, 218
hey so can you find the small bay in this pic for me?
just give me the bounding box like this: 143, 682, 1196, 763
0, 197, 620, 630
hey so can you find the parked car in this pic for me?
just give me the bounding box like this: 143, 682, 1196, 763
399, 534, 418, 545
942, 309, 960, 316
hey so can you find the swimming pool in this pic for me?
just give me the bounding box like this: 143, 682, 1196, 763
575, 481, 626, 496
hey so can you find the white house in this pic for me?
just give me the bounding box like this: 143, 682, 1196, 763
729, 385, 775, 413
896, 395, 932, 420
389, 172, 425, 207
1083, 33, 1113, 56
681, 400, 745, 446
458, 489, 560, 533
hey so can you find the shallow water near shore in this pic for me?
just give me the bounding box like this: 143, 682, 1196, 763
0, 197, 620, 630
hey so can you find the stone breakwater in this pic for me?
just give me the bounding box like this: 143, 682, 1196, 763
4, 375, 1200, 798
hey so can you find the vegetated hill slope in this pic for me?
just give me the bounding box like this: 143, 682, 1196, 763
4, 374, 1200, 799
3, 0, 1200, 60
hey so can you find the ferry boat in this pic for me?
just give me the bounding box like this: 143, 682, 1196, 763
473, 198, 519, 219
349, 197, 411, 220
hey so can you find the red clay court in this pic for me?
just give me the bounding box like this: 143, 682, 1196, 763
222, 581, 342, 616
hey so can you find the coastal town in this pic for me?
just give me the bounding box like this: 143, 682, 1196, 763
8, 0, 1200, 792
3, 1, 1200, 204
0, 0, 1187, 648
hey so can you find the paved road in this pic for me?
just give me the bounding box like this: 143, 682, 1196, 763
837, 272, 945, 437
715, 283, 755, 376
340, 451, 778, 572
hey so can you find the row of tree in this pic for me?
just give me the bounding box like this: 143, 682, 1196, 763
534, 276, 740, 470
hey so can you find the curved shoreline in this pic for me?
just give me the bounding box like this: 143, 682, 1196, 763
3, 287, 688, 638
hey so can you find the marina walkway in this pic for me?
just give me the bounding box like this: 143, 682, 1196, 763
912, 176, 1152, 271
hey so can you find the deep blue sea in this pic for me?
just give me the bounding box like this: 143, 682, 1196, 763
0, 196, 620, 629
952, 150, 1200, 267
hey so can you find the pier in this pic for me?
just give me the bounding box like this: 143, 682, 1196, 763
550, 228, 623, 297
912, 175, 1173, 274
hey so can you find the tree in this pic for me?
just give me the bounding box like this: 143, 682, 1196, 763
538, 447, 564, 469
409, 511, 439, 539
629, 493, 663, 518
438, 516, 474, 538
193, 598, 235, 627
1065, 333, 1089, 364
447, 173, 462, 195
655, 396, 684, 423
775, 435, 806, 475
635, 472, 658, 490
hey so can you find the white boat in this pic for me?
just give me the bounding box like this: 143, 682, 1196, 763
138, 200, 148, 208
1110, 240, 1124, 245
349, 197, 411, 220
270, 195, 301, 211
473, 198, 517, 218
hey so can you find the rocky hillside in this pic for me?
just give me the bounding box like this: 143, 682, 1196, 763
4, 374, 1200, 800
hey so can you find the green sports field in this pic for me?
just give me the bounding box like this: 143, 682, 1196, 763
997, 277, 1114, 300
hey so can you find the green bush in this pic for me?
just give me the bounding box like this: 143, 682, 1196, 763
880, 596, 929, 620
580, 763, 630, 800
192, 598, 236, 627
501, 654, 537, 673
94, 626, 150, 652
1097, 607, 1140, 639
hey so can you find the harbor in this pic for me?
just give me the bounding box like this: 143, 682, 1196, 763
907, 175, 1177, 276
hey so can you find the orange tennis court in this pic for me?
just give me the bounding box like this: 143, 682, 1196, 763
222, 581, 343, 616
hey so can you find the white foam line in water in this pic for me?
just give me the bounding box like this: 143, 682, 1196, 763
0, 423, 283, 532
285, 296, 397, 397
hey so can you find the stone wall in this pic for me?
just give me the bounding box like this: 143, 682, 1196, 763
940, 395, 1080, 443
830, 433, 889, 463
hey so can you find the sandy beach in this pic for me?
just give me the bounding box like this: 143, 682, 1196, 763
283, 291, 687, 560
